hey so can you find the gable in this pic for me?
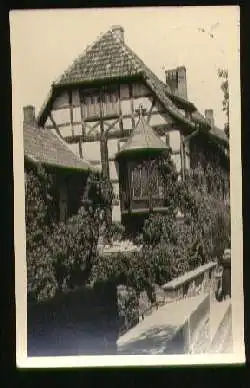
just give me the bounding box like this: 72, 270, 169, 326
38, 25, 228, 149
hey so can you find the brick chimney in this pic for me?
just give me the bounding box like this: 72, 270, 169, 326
111, 25, 124, 43
204, 109, 214, 127
23, 105, 36, 126
165, 66, 188, 100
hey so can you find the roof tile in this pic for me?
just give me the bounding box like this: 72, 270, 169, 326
24, 124, 95, 172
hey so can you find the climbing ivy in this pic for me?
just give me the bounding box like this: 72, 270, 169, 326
25, 165, 114, 303
25, 166, 57, 303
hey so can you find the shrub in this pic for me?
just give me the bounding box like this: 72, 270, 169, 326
25, 166, 57, 303
117, 285, 139, 335
26, 165, 115, 303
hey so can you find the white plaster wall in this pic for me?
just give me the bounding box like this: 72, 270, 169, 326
44, 116, 53, 127
82, 141, 101, 162
122, 117, 133, 130
107, 139, 119, 159
109, 161, 119, 181
169, 130, 181, 152
171, 153, 182, 173
72, 124, 82, 136
112, 206, 121, 222
59, 125, 73, 138
133, 96, 152, 112
52, 108, 71, 126
52, 91, 69, 109
72, 106, 81, 122
149, 113, 168, 126
121, 100, 131, 116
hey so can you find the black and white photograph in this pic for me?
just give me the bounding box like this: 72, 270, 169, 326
10, 6, 244, 367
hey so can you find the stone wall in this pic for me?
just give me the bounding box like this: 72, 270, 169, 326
162, 262, 217, 302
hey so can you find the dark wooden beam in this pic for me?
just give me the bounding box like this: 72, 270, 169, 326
85, 121, 100, 137
78, 139, 83, 159
63, 124, 175, 144
104, 118, 120, 136
45, 110, 171, 130
49, 113, 65, 140
180, 134, 185, 180
68, 91, 74, 137
129, 84, 135, 131
118, 86, 124, 134
99, 90, 109, 178
147, 98, 156, 124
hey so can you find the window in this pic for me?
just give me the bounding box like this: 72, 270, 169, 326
80, 90, 101, 118
131, 163, 165, 200
101, 90, 119, 116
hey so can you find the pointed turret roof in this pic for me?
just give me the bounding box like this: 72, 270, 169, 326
115, 105, 168, 159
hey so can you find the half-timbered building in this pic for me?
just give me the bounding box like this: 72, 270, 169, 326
36, 25, 229, 225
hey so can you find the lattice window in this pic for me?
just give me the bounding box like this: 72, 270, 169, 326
131, 163, 165, 200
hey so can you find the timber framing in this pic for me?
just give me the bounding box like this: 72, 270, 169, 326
62, 124, 176, 144
147, 97, 156, 124
49, 113, 65, 141
129, 84, 135, 132
45, 111, 174, 130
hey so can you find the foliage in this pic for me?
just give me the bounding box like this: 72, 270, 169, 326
105, 222, 126, 243
26, 165, 114, 303
48, 172, 114, 291
218, 68, 229, 137
117, 285, 139, 335
25, 166, 57, 303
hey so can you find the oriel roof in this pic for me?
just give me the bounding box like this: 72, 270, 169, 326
115, 105, 168, 159
24, 123, 95, 172
37, 25, 228, 147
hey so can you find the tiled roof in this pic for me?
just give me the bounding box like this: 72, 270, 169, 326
116, 106, 168, 159
24, 123, 95, 172
38, 26, 228, 147
191, 111, 228, 143
52, 27, 194, 129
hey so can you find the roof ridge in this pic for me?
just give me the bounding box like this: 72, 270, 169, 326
121, 42, 193, 124
55, 29, 114, 85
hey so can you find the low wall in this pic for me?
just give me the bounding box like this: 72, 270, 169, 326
162, 262, 217, 302
210, 302, 232, 353
117, 293, 210, 355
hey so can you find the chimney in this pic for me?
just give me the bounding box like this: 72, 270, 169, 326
165, 66, 188, 100
111, 25, 124, 43
23, 105, 36, 126
204, 109, 214, 127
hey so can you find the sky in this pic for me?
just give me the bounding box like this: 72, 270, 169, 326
10, 6, 240, 129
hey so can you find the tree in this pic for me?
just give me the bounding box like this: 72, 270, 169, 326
218, 68, 229, 137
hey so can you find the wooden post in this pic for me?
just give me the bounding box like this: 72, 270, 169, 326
118, 87, 124, 134
180, 133, 185, 181
69, 91, 75, 137
147, 98, 156, 124
129, 84, 135, 131
100, 90, 109, 178
79, 89, 88, 159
